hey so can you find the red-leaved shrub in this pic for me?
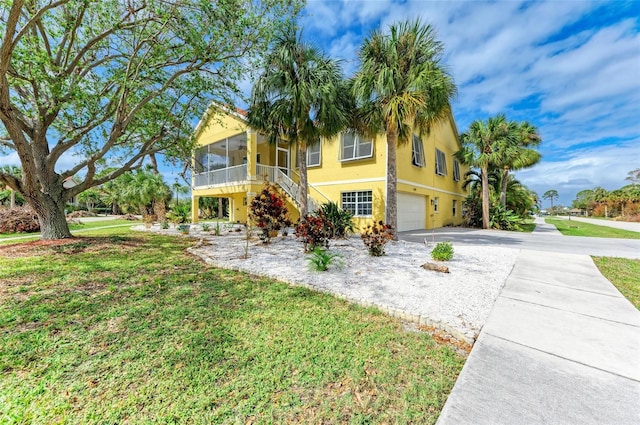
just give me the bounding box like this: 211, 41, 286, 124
295, 212, 334, 252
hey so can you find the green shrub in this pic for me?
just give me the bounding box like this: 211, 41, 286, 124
431, 242, 454, 261
489, 204, 522, 231
201, 223, 211, 232
306, 247, 342, 272
361, 221, 394, 256
320, 202, 355, 238
168, 203, 191, 224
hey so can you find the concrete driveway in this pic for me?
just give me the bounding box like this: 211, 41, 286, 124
399, 222, 640, 259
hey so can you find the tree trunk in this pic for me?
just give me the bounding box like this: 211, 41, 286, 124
154, 198, 166, 223
481, 165, 490, 229
10, 189, 15, 208
218, 197, 223, 218
386, 130, 398, 240
500, 166, 509, 208
31, 194, 73, 239
298, 143, 308, 218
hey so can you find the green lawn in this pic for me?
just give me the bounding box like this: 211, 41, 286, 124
519, 219, 536, 233
0, 229, 463, 424
0, 219, 140, 242
545, 219, 640, 239
593, 257, 640, 310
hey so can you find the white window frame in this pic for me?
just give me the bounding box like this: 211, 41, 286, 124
435, 149, 447, 176
307, 140, 321, 167
340, 132, 373, 161
412, 135, 426, 167
341, 190, 373, 217
453, 159, 461, 181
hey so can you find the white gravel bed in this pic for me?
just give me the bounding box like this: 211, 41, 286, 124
136, 224, 519, 343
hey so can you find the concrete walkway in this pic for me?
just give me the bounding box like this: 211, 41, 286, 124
531, 216, 563, 235
437, 250, 640, 424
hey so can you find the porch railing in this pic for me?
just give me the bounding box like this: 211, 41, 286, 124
193, 164, 247, 187
195, 163, 330, 214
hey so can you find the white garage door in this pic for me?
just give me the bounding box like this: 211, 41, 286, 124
397, 193, 426, 231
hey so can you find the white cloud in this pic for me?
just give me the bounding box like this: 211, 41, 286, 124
515, 140, 640, 205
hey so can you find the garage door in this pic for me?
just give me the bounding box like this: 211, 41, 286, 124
397, 193, 426, 231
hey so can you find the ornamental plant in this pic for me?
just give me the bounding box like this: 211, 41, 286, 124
361, 221, 394, 256
306, 247, 342, 272
431, 241, 454, 261
249, 183, 292, 243
294, 212, 334, 252
320, 201, 355, 238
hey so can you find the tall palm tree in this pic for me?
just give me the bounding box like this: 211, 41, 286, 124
496, 121, 541, 208
543, 189, 559, 211
248, 25, 349, 217
351, 19, 456, 238
456, 115, 511, 229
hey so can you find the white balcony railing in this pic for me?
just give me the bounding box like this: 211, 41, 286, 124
194, 163, 330, 214
193, 164, 247, 187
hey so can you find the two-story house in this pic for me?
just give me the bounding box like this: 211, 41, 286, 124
190, 104, 469, 231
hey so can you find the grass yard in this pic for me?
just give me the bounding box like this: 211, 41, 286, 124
0, 219, 140, 242
0, 229, 464, 424
593, 257, 640, 310
545, 219, 640, 239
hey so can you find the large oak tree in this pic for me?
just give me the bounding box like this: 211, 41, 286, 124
0, 0, 300, 239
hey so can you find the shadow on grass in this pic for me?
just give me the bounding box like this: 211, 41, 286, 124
0, 232, 464, 424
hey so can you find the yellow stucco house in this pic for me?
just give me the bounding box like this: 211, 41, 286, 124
190, 105, 469, 231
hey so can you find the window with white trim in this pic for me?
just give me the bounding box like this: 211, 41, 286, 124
453, 159, 461, 181
341, 190, 373, 216
452, 199, 457, 216
412, 135, 426, 167
341, 132, 373, 161
435, 149, 447, 176
307, 141, 321, 167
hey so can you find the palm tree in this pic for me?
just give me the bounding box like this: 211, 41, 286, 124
248, 25, 349, 217
543, 189, 559, 211
120, 168, 170, 216
496, 121, 541, 208
456, 115, 511, 229
351, 19, 456, 238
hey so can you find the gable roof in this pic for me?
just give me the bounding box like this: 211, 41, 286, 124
193, 102, 248, 139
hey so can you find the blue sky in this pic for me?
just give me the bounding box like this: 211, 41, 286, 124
292, 0, 640, 206
2, 1, 638, 208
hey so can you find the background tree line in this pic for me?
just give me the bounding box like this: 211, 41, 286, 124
571, 169, 640, 221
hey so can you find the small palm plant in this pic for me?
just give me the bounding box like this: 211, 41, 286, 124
307, 247, 342, 272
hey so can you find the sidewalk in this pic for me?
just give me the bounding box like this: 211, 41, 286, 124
437, 250, 640, 424
532, 216, 562, 235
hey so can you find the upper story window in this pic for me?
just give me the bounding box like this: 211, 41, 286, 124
341, 132, 373, 161
435, 149, 447, 176
453, 159, 461, 181
412, 135, 426, 167
307, 140, 321, 167
297, 138, 321, 168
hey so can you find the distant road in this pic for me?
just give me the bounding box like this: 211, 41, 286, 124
554, 216, 640, 233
